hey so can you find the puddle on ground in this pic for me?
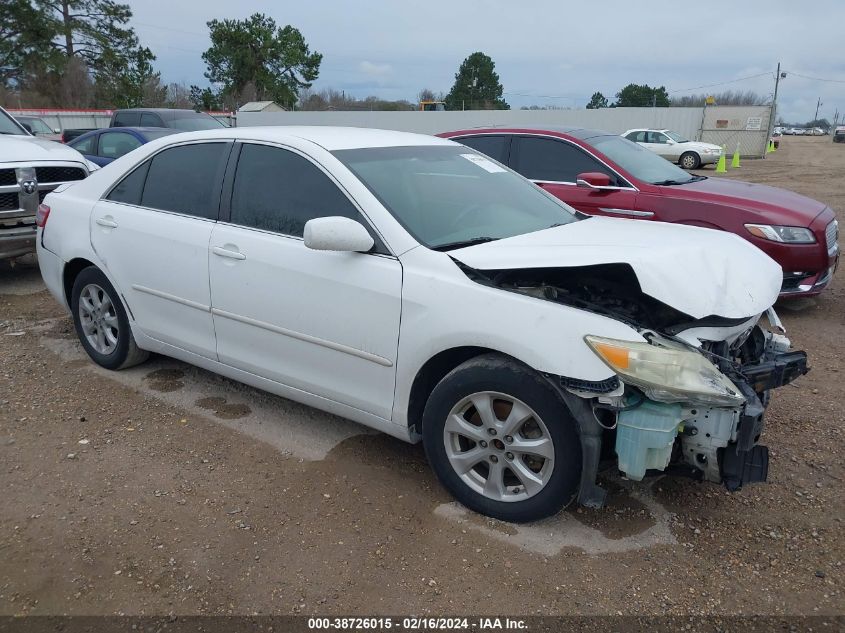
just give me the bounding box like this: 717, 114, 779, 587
434, 477, 675, 557
195, 396, 251, 420
143, 368, 185, 392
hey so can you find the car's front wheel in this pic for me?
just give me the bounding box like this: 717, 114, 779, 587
422, 354, 581, 522
71, 266, 149, 370
679, 151, 701, 169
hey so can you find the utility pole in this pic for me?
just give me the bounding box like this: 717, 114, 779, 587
814, 97, 822, 124
766, 62, 784, 158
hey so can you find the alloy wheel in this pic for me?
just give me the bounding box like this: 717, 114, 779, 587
443, 391, 555, 503
78, 283, 119, 355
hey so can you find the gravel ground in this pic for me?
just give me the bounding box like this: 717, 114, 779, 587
0, 136, 842, 618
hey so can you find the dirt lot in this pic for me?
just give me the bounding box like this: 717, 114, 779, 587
0, 136, 842, 619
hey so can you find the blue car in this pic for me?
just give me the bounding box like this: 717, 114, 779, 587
68, 127, 178, 166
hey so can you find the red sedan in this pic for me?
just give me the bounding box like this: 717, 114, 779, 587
438, 127, 839, 297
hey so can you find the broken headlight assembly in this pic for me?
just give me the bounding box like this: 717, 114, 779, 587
744, 224, 816, 244
584, 335, 745, 406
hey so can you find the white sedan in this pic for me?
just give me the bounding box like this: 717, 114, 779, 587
622, 128, 723, 169
36, 126, 806, 522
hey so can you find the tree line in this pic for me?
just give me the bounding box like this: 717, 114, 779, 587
4, 4, 760, 113
586, 85, 767, 109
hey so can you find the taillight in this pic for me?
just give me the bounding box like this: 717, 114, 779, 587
36, 203, 51, 228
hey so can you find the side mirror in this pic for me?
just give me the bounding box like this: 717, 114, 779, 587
304, 216, 374, 253
54, 128, 61, 134
576, 172, 614, 190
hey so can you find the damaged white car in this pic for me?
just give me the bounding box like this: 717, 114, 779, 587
36, 127, 808, 522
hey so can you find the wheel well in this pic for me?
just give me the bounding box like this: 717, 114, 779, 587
407, 346, 497, 434
63, 258, 96, 304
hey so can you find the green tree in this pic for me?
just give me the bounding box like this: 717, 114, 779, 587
445, 52, 508, 110
95, 45, 163, 108
189, 85, 221, 111
586, 91, 608, 109
0, 0, 58, 87
202, 13, 322, 107
614, 83, 670, 107
39, 0, 138, 70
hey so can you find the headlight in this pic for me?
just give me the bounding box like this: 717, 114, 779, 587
704, 148, 721, 154
584, 335, 745, 406
745, 224, 816, 243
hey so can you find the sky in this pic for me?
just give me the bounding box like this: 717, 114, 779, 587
125, 0, 845, 123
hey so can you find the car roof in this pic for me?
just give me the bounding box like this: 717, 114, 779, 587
445, 125, 615, 140
140, 126, 456, 151
115, 108, 207, 114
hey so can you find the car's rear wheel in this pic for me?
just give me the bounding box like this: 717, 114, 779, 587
422, 354, 581, 522
680, 151, 701, 169
71, 266, 149, 370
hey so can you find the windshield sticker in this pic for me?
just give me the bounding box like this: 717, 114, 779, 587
460, 153, 506, 173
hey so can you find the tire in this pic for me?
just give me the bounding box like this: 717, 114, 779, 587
70, 266, 149, 370
422, 354, 581, 523
679, 152, 701, 170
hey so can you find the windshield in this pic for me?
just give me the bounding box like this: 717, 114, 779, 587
334, 145, 579, 250
590, 135, 697, 185
169, 112, 225, 131
664, 130, 690, 143
0, 109, 29, 135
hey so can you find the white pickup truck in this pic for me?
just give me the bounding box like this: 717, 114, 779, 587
0, 106, 92, 259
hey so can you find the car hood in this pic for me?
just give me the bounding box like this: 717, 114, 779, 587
669, 177, 828, 225
449, 217, 782, 320
0, 134, 88, 164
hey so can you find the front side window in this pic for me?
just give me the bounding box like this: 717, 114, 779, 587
647, 132, 669, 144
140, 142, 228, 219
334, 145, 579, 250
512, 136, 614, 183
230, 143, 363, 237
98, 132, 142, 159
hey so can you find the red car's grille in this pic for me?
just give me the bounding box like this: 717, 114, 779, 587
826, 220, 839, 255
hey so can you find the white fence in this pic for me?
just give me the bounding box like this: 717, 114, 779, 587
238, 105, 774, 157
7, 109, 112, 131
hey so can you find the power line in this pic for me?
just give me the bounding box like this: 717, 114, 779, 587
783, 71, 845, 84
669, 71, 773, 94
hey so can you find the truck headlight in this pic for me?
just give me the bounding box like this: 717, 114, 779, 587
745, 224, 816, 244
584, 335, 745, 406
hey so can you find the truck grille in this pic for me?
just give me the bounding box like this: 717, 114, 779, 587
826, 220, 839, 255
35, 166, 86, 184
0, 169, 16, 187
0, 192, 17, 211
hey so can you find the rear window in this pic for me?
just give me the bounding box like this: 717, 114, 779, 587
168, 111, 225, 131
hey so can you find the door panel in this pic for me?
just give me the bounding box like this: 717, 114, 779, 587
209, 225, 402, 419
91, 200, 217, 357
536, 182, 641, 218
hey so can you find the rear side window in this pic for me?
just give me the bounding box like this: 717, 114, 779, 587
454, 135, 509, 164
113, 112, 140, 127
626, 131, 647, 142
140, 143, 228, 219
229, 143, 363, 237
107, 162, 149, 205
512, 136, 615, 183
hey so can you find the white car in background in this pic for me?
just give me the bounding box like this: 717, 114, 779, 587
36, 126, 807, 522
622, 129, 722, 169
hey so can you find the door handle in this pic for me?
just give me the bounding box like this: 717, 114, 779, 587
96, 217, 118, 228
212, 246, 246, 260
